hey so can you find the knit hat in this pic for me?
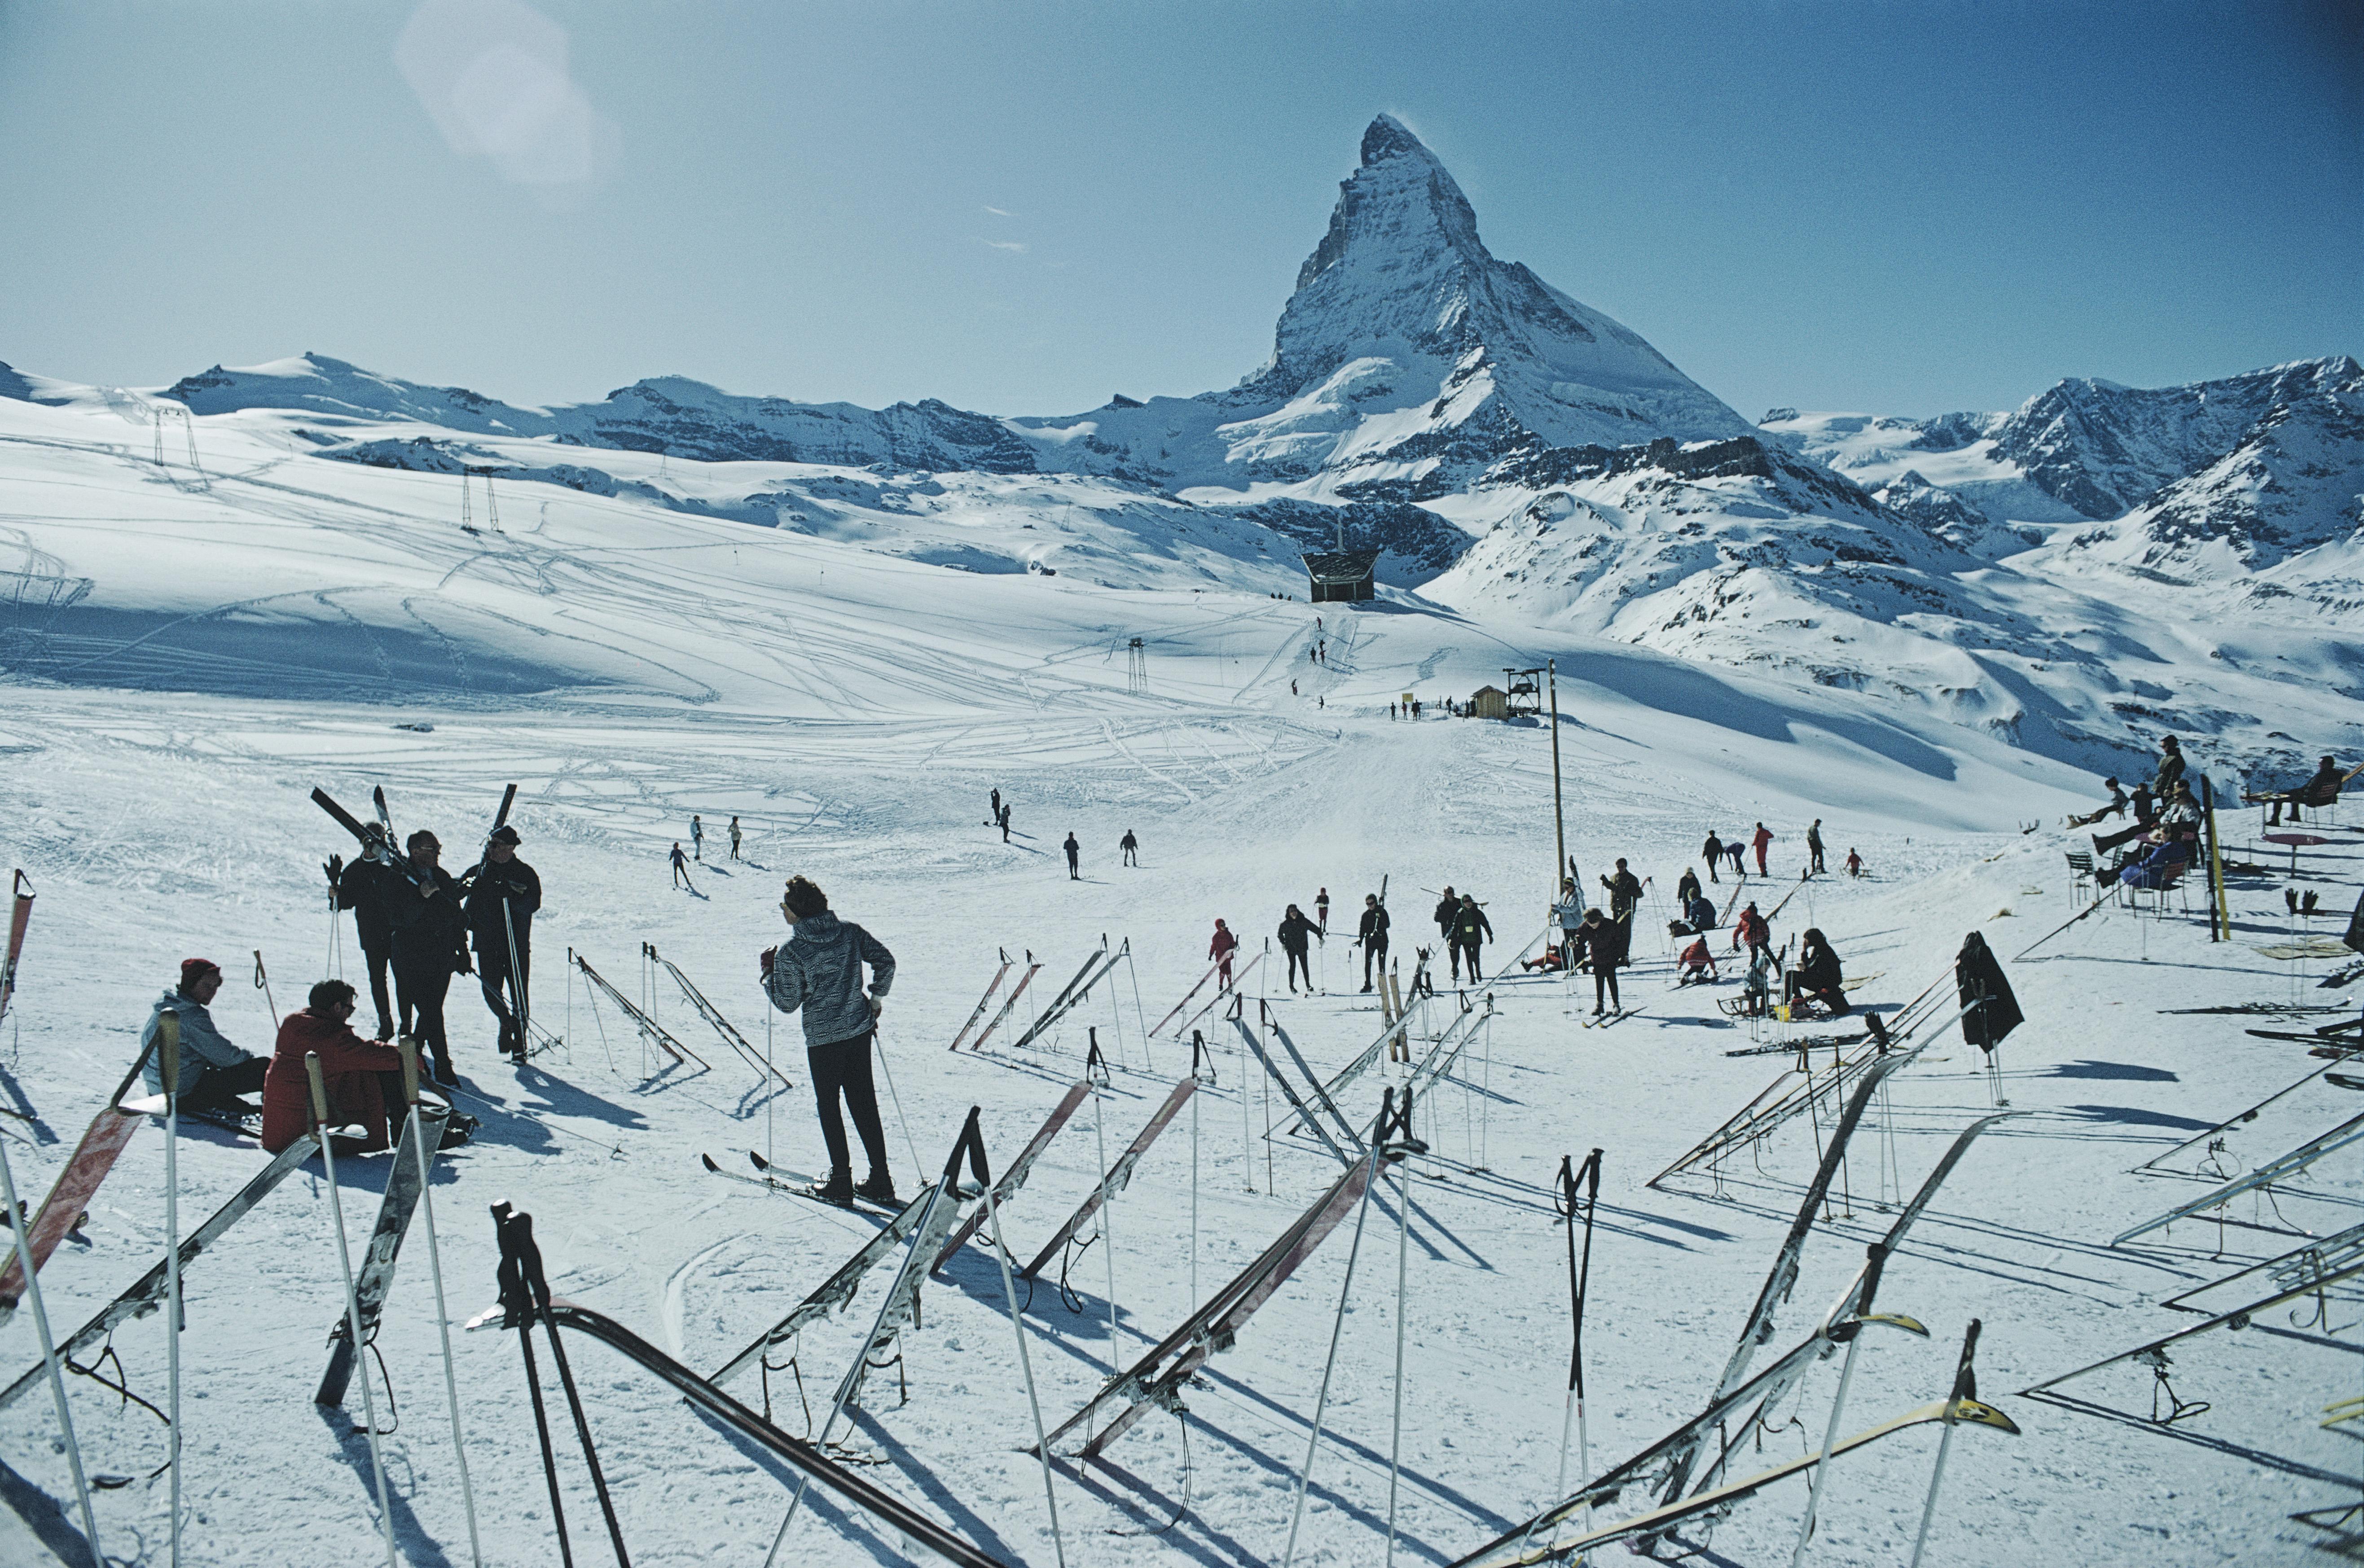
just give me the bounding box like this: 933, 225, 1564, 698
489, 825, 521, 846
179, 957, 221, 988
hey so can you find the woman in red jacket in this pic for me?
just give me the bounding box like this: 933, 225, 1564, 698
261, 979, 404, 1155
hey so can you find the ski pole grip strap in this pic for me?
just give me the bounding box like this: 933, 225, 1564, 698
303, 1050, 330, 1126
158, 1013, 180, 1096
398, 1037, 420, 1106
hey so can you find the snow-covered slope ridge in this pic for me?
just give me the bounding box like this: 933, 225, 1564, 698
1008, 115, 1754, 492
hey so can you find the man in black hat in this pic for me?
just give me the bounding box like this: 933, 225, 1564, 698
466, 824, 542, 1059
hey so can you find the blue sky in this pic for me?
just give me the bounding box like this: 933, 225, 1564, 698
0, 0, 2355, 420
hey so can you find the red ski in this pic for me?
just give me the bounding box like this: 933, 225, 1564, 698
0, 1035, 164, 1325
0, 870, 29, 1030
1020, 1075, 1199, 1279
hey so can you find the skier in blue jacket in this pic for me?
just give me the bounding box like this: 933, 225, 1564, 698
761, 876, 899, 1207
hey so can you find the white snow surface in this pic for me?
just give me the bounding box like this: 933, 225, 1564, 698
1, 376, 2361, 1568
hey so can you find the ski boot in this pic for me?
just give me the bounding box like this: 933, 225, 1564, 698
856, 1171, 900, 1208
810, 1168, 856, 1208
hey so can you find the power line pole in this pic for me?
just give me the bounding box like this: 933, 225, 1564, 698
1548, 658, 1567, 896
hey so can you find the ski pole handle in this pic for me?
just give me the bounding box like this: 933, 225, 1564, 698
304, 1051, 330, 1128
158, 1013, 180, 1097
398, 1036, 420, 1107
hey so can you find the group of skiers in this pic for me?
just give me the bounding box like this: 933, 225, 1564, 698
671, 814, 745, 885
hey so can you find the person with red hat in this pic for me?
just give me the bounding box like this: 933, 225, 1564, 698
141, 958, 267, 1119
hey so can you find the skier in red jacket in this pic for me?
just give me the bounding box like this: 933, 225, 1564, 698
1731, 901, 1769, 955
1209, 919, 1239, 989
1751, 821, 1775, 876
260, 980, 406, 1155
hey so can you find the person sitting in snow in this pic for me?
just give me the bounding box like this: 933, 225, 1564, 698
1785, 929, 1850, 1017
260, 979, 415, 1156
142, 958, 267, 1120
1677, 936, 1718, 985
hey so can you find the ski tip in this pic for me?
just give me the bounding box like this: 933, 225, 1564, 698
700, 1153, 721, 1173
1952, 1397, 2021, 1435
749, 1150, 770, 1171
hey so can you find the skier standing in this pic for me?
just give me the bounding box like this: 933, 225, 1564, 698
1569, 907, 1624, 1016
1120, 829, 1139, 867
1846, 848, 1863, 878
1599, 859, 1643, 921
1701, 831, 1723, 883
729, 816, 743, 860
2152, 736, 2186, 803
1278, 905, 1322, 993
670, 842, 692, 888
1357, 894, 1390, 993
390, 830, 471, 1085
141, 958, 267, 1116
1315, 887, 1330, 931
1063, 832, 1081, 880
761, 876, 898, 1208
1675, 866, 1702, 908
691, 814, 704, 862
326, 850, 405, 1040
1450, 893, 1493, 983
1209, 919, 1239, 990
990, 787, 1002, 824
1731, 900, 1769, 956
1751, 821, 1774, 876
1432, 887, 1460, 977
999, 803, 1012, 844
1806, 818, 1826, 876
465, 825, 540, 1060
1552, 878, 1584, 966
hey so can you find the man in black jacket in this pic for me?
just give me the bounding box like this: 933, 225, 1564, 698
328, 851, 406, 1041
1358, 894, 1390, 993
466, 825, 541, 1060
390, 829, 471, 1085
1279, 904, 1322, 993
1432, 887, 1459, 979
1451, 893, 1494, 983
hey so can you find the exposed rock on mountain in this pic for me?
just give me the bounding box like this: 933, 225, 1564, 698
1219, 497, 1472, 585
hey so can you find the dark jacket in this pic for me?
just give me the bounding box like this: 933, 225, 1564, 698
1278, 912, 1321, 953
260, 1008, 402, 1154
1675, 870, 1701, 906
1358, 906, 1390, 946
1601, 870, 1642, 920
1798, 940, 1842, 994
2152, 748, 2185, 801
1955, 931, 2023, 1053
1570, 916, 1627, 971
1702, 834, 1723, 861
389, 866, 470, 975
764, 910, 895, 1049
332, 856, 403, 948
465, 859, 541, 956
1451, 903, 1492, 947
1432, 896, 1458, 935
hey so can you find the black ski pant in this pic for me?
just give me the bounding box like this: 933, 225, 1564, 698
394, 960, 458, 1075
1809, 843, 1825, 874
185, 1056, 268, 1116
1122, 846, 1138, 865
1363, 939, 1387, 989
1454, 940, 1482, 982
1591, 965, 1620, 1013
479, 940, 531, 1055
1285, 946, 1311, 990
360, 936, 405, 1040
1067, 852, 1079, 879
808, 1030, 891, 1181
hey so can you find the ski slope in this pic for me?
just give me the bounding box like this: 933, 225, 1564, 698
0, 381, 2360, 1568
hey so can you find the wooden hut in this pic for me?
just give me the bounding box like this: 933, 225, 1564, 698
1468, 685, 1508, 720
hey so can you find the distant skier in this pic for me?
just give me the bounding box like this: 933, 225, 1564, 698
1279, 904, 1322, 993
141, 958, 267, 1118
761, 876, 898, 1208
1064, 832, 1081, 880
999, 803, 1013, 843
1751, 821, 1774, 876
1354, 893, 1389, 992
691, 814, 705, 862
1599, 859, 1643, 921
1569, 907, 1624, 1016
1726, 839, 1746, 876
1675, 866, 1702, 908
1450, 893, 1492, 983
1806, 818, 1826, 876
1315, 887, 1331, 931
670, 842, 692, 888
1846, 848, 1864, 878
465, 825, 540, 1060
326, 849, 405, 1040
1210, 919, 1239, 990
990, 786, 1002, 824
1701, 831, 1723, 883
1432, 887, 1461, 978
389, 830, 471, 1085
1120, 829, 1139, 867
729, 815, 743, 860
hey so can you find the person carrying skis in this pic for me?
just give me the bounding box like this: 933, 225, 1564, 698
761, 875, 898, 1208
1600, 859, 1643, 921
1731, 900, 1769, 955
1786, 928, 1848, 1016
1315, 887, 1330, 931
1806, 818, 1826, 875
1120, 829, 1139, 867
1432, 887, 1460, 976
1751, 821, 1774, 876
465, 825, 540, 1060
1358, 894, 1390, 992
1063, 832, 1081, 880
1450, 893, 1492, 982
1278, 904, 1322, 993
1568, 907, 1624, 1016
1675, 866, 1702, 908
1701, 832, 1723, 883
141, 958, 268, 1118
390, 830, 471, 1085
729, 815, 743, 860
1845, 848, 1863, 878
326, 848, 405, 1041
1209, 919, 1239, 989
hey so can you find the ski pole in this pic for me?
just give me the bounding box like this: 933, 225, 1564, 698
305, 1052, 401, 1568
971, 1114, 1068, 1568
1791, 1248, 1884, 1567
871, 1021, 923, 1180
0, 1116, 102, 1568
253, 950, 279, 1029
1908, 1319, 1983, 1568
163, 1015, 183, 1568
1281, 1144, 1380, 1568
1382, 1133, 1414, 1566
401, 1038, 483, 1567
